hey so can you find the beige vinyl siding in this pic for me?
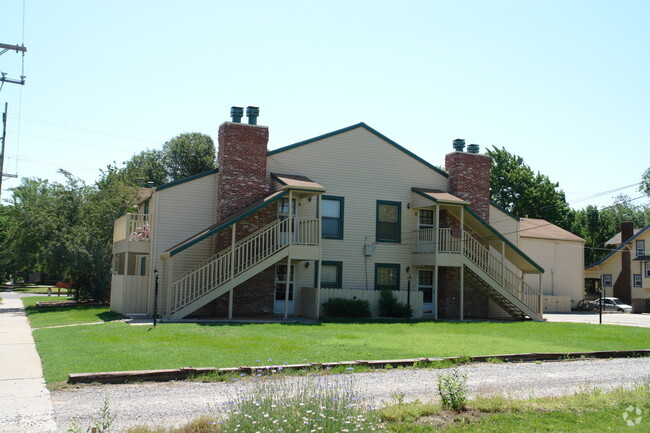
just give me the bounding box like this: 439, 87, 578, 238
150, 173, 218, 313
268, 127, 447, 291
489, 205, 519, 246
521, 237, 584, 305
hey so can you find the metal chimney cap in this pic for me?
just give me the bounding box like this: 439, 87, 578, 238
246, 106, 260, 125
452, 138, 466, 152
467, 144, 480, 154
230, 106, 244, 123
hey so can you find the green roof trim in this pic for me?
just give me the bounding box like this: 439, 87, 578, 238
411, 187, 466, 204
489, 201, 521, 221
168, 190, 288, 257
271, 173, 288, 185
267, 122, 448, 178
586, 224, 650, 269
463, 206, 544, 273
156, 168, 219, 192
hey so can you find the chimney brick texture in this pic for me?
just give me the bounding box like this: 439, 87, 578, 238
445, 152, 491, 222
217, 122, 270, 222
614, 221, 634, 304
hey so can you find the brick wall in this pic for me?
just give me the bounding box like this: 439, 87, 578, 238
217, 122, 270, 222
437, 267, 489, 319
445, 152, 491, 222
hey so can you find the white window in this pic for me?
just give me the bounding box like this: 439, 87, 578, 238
633, 274, 641, 287
645, 263, 650, 279
602, 274, 612, 287
636, 240, 646, 256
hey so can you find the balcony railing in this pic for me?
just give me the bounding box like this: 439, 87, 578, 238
113, 214, 152, 243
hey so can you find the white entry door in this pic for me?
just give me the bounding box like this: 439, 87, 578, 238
274, 264, 295, 315
418, 269, 435, 315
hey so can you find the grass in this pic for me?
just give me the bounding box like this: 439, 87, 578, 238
1, 283, 61, 294
22, 296, 122, 329
382, 383, 650, 432
30, 318, 650, 385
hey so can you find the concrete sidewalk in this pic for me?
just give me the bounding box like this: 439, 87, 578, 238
0, 293, 57, 432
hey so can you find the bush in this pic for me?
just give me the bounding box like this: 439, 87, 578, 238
322, 297, 371, 317
378, 289, 412, 318
437, 368, 468, 411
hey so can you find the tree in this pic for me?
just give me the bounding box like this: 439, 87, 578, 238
162, 132, 216, 181
641, 167, 650, 197
487, 146, 571, 229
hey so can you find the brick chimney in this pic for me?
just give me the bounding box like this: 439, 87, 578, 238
216, 106, 270, 222
613, 221, 634, 304
445, 140, 491, 222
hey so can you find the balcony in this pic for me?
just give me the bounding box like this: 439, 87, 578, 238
112, 213, 152, 254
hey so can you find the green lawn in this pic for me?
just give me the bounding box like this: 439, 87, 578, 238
30, 318, 650, 385
3, 284, 60, 294
22, 296, 122, 328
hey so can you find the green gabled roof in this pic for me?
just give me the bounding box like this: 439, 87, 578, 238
156, 168, 219, 192
166, 189, 288, 257
267, 122, 448, 178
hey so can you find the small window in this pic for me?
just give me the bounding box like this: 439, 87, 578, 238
633, 274, 641, 287
645, 263, 650, 278
375, 263, 400, 291
376, 201, 401, 243
139, 256, 147, 276
316, 261, 342, 289
321, 196, 344, 239
637, 240, 646, 256
602, 274, 612, 287
419, 209, 434, 229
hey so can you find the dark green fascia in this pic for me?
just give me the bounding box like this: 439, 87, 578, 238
463, 206, 544, 274
321, 195, 344, 240
267, 122, 448, 178
489, 201, 521, 221
169, 190, 288, 257
376, 200, 402, 243
271, 173, 288, 185
586, 224, 650, 269
156, 168, 219, 192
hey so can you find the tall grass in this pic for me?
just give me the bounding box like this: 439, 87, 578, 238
218, 375, 384, 432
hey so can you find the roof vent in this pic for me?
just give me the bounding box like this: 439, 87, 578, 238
452, 138, 465, 152
246, 106, 260, 125
230, 106, 243, 123
467, 144, 480, 154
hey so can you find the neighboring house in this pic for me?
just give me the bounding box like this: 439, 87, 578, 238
488, 206, 585, 312
585, 222, 650, 311
111, 107, 552, 322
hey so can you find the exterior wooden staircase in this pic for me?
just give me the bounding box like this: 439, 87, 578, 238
462, 232, 543, 321
167, 218, 319, 320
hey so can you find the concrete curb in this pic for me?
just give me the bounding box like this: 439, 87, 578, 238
68, 349, 650, 384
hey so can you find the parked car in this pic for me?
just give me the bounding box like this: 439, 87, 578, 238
592, 297, 633, 313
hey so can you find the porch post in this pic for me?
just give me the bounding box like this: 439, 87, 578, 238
538, 273, 543, 315
166, 257, 174, 319
289, 190, 294, 244
229, 223, 236, 320
315, 194, 323, 319
284, 257, 292, 320
434, 204, 439, 255
501, 241, 506, 286
460, 206, 465, 320
123, 252, 130, 312
434, 265, 439, 320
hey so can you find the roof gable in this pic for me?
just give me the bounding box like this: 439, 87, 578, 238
586, 224, 650, 269
267, 122, 448, 178
519, 218, 584, 242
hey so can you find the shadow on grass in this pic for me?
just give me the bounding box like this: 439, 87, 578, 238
25, 304, 122, 322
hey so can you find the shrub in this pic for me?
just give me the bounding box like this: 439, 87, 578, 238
378, 289, 411, 317
437, 368, 468, 412
322, 297, 371, 317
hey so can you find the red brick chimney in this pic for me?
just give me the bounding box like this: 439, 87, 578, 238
613, 221, 634, 304
445, 140, 491, 222
216, 106, 269, 222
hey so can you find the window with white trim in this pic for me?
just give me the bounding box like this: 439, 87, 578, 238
645, 263, 650, 279
602, 274, 612, 287
633, 274, 642, 287
636, 240, 646, 256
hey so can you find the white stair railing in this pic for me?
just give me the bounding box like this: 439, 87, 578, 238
463, 232, 541, 316
171, 218, 319, 314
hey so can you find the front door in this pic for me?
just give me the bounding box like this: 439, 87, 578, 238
274, 264, 295, 314
418, 269, 435, 315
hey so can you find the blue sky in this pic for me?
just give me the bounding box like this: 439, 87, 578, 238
1, 0, 648, 209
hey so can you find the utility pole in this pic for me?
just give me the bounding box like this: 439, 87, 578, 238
1, 102, 18, 200
0, 43, 27, 86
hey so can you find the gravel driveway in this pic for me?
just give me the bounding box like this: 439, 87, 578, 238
51, 357, 650, 432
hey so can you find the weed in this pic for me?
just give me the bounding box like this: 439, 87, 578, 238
68, 395, 116, 433
437, 368, 468, 412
